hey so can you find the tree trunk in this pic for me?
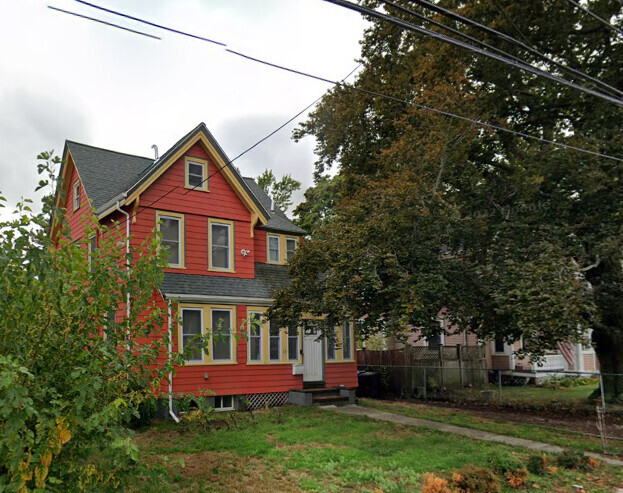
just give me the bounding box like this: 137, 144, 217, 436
592, 324, 623, 403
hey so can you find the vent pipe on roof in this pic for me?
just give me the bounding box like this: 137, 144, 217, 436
269, 195, 275, 213
151, 144, 159, 160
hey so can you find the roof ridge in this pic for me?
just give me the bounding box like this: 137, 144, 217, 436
66, 140, 153, 161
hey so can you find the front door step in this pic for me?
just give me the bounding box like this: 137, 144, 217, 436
288, 387, 356, 407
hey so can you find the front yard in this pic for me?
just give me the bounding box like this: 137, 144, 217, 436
131, 405, 623, 492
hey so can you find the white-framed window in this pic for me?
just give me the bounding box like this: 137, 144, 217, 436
268, 235, 280, 263
181, 308, 203, 363
185, 157, 208, 191
493, 337, 506, 354
157, 211, 184, 267
73, 181, 81, 211
269, 320, 281, 361
342, 320, 352, 360
286, 238, 297, 261
426, 319, 445, 347
326, 326, 337, 361
212, 308, 233, 362
209, 219, 234, 272
213, 395, 234, 411
248, 311, 263, 363
287, 326, 299, 361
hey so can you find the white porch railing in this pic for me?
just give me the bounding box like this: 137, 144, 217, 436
532, 353, 567, 371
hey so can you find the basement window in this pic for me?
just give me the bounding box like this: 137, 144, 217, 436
213, 395, 234, 411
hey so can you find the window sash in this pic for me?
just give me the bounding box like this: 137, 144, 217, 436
248, 312, 263, 362
268, 236, 280, 263
187, 162, 204, 187
182, 308, 203, 362
326, 327, 337, 361
211, 223, 231, 269
287, 326, 299, 361
342, 322, 352, 360
269, 320, 280, 361
73, 182, 80, 210
159, 216, 181, 266
286, 238, 297, 261
212, 309, 232, 361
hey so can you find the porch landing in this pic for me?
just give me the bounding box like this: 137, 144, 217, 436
288, 387, 356, 407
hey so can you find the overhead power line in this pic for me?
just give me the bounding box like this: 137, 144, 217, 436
325, 0, 623, 107
399, 0, 623, 98
52, 0, 623, 166
563, 0, 623, 38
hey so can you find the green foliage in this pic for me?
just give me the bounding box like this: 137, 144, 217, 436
451, 465, 501, 493
0, 153, 175, 490
555, 450, 593, 471
486, 452, 525, 476
256, 168, 301, 212
273, 0, 623, 399
526, 454, 549, 476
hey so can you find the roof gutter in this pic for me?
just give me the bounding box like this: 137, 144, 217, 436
163, 293, 274, 305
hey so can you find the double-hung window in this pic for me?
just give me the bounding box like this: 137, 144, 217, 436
342, 320, 352, 360
157, 212, 184, 267
326, 326, 337, 361
248, 311, 263, 363
286, 238, 297, 261
287, 326, 299, 361
73, 181, 80, 210
269, 320, 281, 361
212, 308, 233, 362
182, 308, 203, 363
209, 219, 234, 271
268, 235, 280, 263
185, 157, 208, 191
88, 235, 97, 272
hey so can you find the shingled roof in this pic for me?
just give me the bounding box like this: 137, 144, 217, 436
62, 123, 304, 234
160, 263, 290, 299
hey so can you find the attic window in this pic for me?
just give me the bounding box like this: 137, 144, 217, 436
286, 238, 297, 261
185, 157, 208, 191
73, 181, 80, 211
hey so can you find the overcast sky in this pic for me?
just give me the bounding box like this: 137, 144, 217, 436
0, 0, 367, 216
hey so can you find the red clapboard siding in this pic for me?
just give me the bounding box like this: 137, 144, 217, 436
254, 230, 267, 263
64, 160, 94, 243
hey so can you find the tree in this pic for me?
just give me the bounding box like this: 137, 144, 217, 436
256, 169, 301, 212
270, 0, 623, 400
292, 175, 343, 235
0, 153, 176, 490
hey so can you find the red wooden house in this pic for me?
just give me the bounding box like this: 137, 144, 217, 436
52, 123, 357, 413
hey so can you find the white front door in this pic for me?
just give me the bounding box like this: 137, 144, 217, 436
303, 326, 324, 383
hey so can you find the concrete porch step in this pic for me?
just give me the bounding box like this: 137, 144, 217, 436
288, 387, 357, 407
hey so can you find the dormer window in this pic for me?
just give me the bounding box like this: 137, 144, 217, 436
267, 234, 299, 264
73, 181, 80, 210
268, 235, 280, 263
286, 238, 297, 261
184, 157, 208, 191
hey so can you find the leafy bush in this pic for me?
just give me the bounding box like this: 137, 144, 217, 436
451, 465, 501, 493
486, 452, 525, 475
422, 473, 453, 493
526, 454, 550, 475
555, 450, 596, 471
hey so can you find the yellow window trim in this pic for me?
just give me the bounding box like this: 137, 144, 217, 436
156, 210, 185, 269
208, 218, 235, 273
325, 322, 355, 363
246, 306, 302, 365
184, 156, 209, 192
178, 303, 238, 365
266, 233, 299, 265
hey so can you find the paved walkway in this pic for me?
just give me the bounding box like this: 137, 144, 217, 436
321, 404, 623, 467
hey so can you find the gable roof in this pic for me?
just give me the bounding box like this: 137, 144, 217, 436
59, 123, 304, 234
244, 178, 306, 235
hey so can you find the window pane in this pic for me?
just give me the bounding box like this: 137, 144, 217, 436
342, 322, 352, 360
160, 217, 179, 241
286, 239, 296, 261
249, 312, 262, 362
182, 309, 202, 361
288, 326, 299, 361
212, 246, 229, 269
428, 334, 442, 346
494, 337, 505, 353
268, 236, 279, 262
327, 327, 336, 360
212, 310, 231, 360
163, 241, 179, 265
212, 224, 229, 246
269, 320, 280, 360
188, 162, 204, 187
211, 224, 230, 269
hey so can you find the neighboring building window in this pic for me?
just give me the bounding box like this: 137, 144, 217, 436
286, 238, 297, 261
248, 311, 263, 362
157, 211, 184, 267
88, 235, 97, 272
427, 334, 443, 347
213, 395, 234, 411
182, 308, 203, 363
494, 337, 505, 353
185, 157, 208, 191
342, 320, 352, 360
269, 320, 281, 361
212, 308, 232, 361
104, 310, 115, 340
326, 326, 337, 361
268, 235, 280, 263
287, 326, 299, 361
209, 219, 234, 271
73, 181, 80, 210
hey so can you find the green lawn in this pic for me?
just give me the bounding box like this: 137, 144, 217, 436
130, 406, 623, 492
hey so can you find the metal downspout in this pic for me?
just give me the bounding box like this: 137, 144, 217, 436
168, 300, 179, 422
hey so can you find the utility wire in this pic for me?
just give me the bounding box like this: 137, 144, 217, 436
563, 0, 623, 38
328, 0, 623, 106
55, 1, 623, 166
48, 5, 161, 39
405, 0, 623, 98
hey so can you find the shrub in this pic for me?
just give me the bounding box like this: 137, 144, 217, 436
506, 468, 528, 488
487, 452, 525, 475
451, 465, 501, 493
555, 450, 595, 471
422, 473, 454, 493
526, 454, 548, 475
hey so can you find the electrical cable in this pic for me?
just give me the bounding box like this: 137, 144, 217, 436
389, 0, 623, 99
563, 0, 623, 38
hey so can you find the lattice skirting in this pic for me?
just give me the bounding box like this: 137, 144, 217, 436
244, 392, 289, 410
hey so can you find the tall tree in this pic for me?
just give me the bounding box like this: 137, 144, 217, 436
271, 0, 623, 400
256, 169, 301, 212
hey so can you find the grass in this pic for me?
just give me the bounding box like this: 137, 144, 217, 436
129, 406, 623, 492
358, 397, 623, 457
